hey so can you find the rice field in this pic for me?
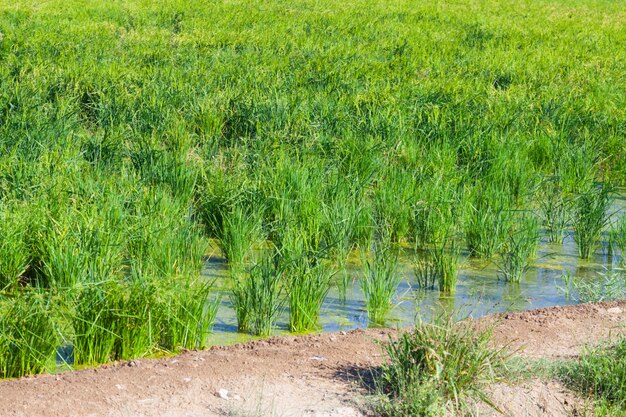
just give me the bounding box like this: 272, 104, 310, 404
0, 0, 625, 378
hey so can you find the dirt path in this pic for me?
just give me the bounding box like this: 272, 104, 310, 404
1, 301, 624, 417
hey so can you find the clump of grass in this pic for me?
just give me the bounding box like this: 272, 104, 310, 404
158, 278, 220, 351
497, 215, 540, 283
464, 184, 512, 259
361, 244, 401, 326
573, 185, 612, 259
561, 269, 625, 303
73, 280, 157, 365
559, 337, 626, 414
285, 256, 333, 333
230, 270, 253, 333
374, 315, 507, 416
538, 180, 571, 244
413, 241, 461, 293
0, 292, 61, 378
218, 204, 264, 271
609, 215, 626, 263
247, 254, 283, 336
0, 205, 30, 291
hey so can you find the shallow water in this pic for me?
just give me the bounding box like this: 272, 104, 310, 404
207, 225, 625, 347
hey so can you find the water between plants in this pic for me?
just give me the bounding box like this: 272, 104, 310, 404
207, 195, 626, 346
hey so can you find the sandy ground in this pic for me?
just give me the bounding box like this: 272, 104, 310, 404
0, 300, 624, 417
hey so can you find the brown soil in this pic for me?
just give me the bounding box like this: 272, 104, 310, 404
0, 300, 624, 417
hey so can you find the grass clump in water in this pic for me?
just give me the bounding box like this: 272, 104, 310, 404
538, 180, 571, 244
246, 254, 283, 337
413, 240, 461, 293
374, 315, 507, 416
361, 243, 401, 326
464, 184, 512, 259
497, 215, 540, 283
573, 185, 612, 259
285, 256, 333, 333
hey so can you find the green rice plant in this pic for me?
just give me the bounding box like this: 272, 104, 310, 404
247, 254, 283, 337
497, 215, 540, 283
158, 278, 220, 351
361, 244, 401, 326
0, 292, 61, 378
464, 184, 512, 259
412, 177, 462, 249
559, 337, 626, 414
285, 257, 333, 333
609, 214, 626, 263
218, 204, 264, 271
230, 270, 253, 333
432, 241, 462, 293
73, 279, 158, 364
374, 166, 416, 243
413, 240, 461, 293
322, 186, 360, 299
413, 254, 437, 291
375, 315, 507, 416
573, 185, 612, 259
0, 205, 30, 291
538, 180, 571, 244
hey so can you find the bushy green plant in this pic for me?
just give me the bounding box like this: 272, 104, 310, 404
497, 214, 540, 282
464, 184, 512, 259
376, 316, 507, 416
559, 337, 626, 413
361, 244, 401, 325
0, 292, 61, 378
285, 257, 333, 333
573, 185, 612, 259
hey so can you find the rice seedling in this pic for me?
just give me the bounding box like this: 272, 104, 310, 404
218, 204, 264, 271
0, 205, 30, 291
413, 239, 461, 293
497, 215, 540, 283
374, 315, 507, 416
285, 256, 333, 333
609, 214, 626, 263
538, 180, 571, 244
464, 184, 512, 259
361, 244, 401, 326
247, 254, 284, 337
573, 185, 612, 259
0, 292, 61, 378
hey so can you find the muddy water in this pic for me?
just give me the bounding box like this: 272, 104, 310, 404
207, 225, 625, 346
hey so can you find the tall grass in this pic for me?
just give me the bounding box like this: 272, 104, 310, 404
375, 315, 507, 416
361, 244, 401, 325
559, 337, 626, 414
497, 215, 540, 282
0, 292, 61, 378
464, 184, 512, 259
538, 180, 570, 244
285, 257, 333, 333
413, 240, 461, 293
247, 255, 283, 337
217, 205, 264, 271
573, 185, 612, 259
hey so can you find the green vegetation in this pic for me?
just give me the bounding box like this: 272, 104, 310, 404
0, 0, 625, 377
374, 316, 507, 416
573, 185, 612, 259
497, 215, 540, 283
361, 245, 402, 325
286, 257, 333, 333
559, 337, 626, 416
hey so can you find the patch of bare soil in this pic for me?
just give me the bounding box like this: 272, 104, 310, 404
0, 300, 623, 417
